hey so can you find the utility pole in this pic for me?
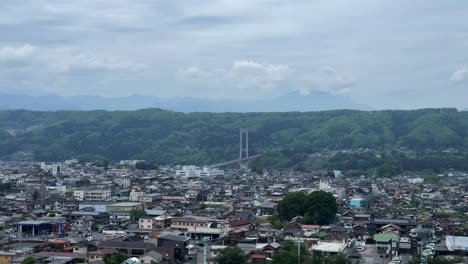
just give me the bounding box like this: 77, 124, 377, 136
202, 236, 210, 264
295, 232, 301, 264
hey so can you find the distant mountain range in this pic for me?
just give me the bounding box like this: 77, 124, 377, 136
0, 91, 369, 112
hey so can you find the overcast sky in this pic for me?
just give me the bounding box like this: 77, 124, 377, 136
0, 0, 468, 109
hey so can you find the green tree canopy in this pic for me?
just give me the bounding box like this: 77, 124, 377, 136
32, 190, 40, 201
276, 191, 307, 221
215, 246, 247, 264
104, 253, 128, 264
130, 208, 147, 221
21, 257, 36, 264
271, 241, 310, 264
304, 191, 338, 225
276, 191, 338, 225
1, 108, 468, 170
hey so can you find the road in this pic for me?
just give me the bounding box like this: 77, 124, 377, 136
353, 244, 411, 264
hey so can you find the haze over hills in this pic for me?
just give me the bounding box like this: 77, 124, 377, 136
0, 91, 368, 112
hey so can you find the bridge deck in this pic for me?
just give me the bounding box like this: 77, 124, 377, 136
209, 154, 262, 168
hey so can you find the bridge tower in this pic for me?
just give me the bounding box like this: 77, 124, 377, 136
239, 128, 250, 170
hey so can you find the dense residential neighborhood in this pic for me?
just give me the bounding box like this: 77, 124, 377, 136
0, 159, 466, 264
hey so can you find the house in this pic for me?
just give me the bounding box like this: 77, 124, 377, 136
258, 227, 280, 239
129, 186, 144, 202
138, 250, 163, 264
311, 241, 347, 255
251, 254, 267, 263
106, 202, 143, 227
98, 237, 157, 257
373, 234, 399, 253
258, 201, 276, 216
352, 224, 367, 239
170, 216, 225, 239
301, 225, 320, 237
380, 224, 402, 236
88, 249, 118, 262
157, 235, 190, 262
139, 216, 154, 230
370, 218, 416, 236
0, 251, 18, 264
261, 242, 281, 256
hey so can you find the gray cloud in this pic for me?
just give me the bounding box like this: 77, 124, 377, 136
0, 1, 468, 108
177, 61, 354, 99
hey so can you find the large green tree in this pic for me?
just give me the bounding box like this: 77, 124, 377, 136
311, 251, 351, 264
130, 208, 148, 221
215, 246, 247, 264
21, 257, 36, 264
275, 191, 338, 225
104, 253, 128, 264
271, 241, 310, 264
276, 192, 307, 221
304, 191, 338, 225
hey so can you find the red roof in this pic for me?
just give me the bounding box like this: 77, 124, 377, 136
251, 254, 267, 259
301, 225, 320, 229
229, 219, 251, 227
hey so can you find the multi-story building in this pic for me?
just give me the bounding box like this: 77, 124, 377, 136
175, 166, 224, 177
107, 202, 143, 227
171, 216, 226, 239
73, 190, 111, 201
138, 216, 154, 229
129, 186, 143, 202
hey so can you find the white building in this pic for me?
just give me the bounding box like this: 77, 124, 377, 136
1, 173, 26, 186
311, 240, 347, 254
74, 190, 85, 201
87, 190, 112, 201
446, 236, 468, 251
73, 189, 111, 201
40, 162, 62, 176
129, 186, 144, 202
407, 177, 424, 184
175, 166, 224, 177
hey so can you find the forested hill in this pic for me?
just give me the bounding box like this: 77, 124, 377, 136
0, 108, 467, 165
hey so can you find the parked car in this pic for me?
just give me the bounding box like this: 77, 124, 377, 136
355, 245, 365, 252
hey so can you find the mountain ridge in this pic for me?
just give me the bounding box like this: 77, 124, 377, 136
0, 91, 368, 112
0, 108, 466, 166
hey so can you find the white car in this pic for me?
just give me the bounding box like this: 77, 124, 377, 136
421, 249, 432, 256
356, 241, 366, 248
86, 236, 93, 241
355, 246, 365, 252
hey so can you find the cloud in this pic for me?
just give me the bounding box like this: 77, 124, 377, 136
0, 43, 145, 74
450, 65, 468, 82
298, 66, 356, 95
177, 61, 355, 98
0, 43, 146, 96
1, 1, 468, 107
0, 44, 37, 64
230, 60, 292, 82
44, 48, 146, 74
177, 60, 294, 97
177, 66, 214, 79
